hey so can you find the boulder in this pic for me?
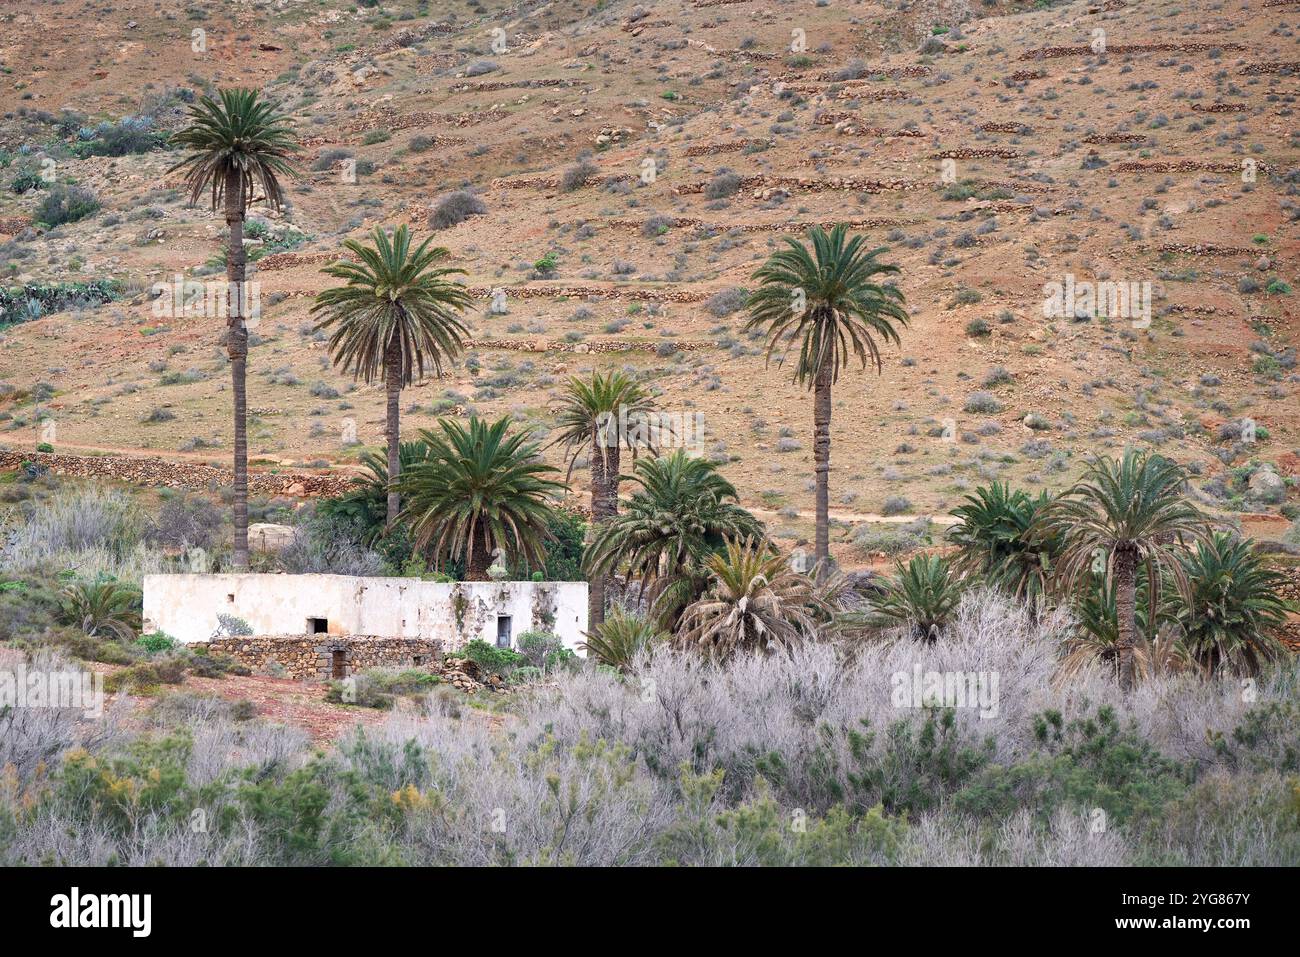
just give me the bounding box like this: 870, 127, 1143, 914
1247, 466, 1286, 506
248, 523, 297, 552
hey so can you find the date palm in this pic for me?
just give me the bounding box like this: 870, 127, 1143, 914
549, 371, 655, 628
170, 88, 298, 570
585, 450, 764, 628
1032, 448, 1210, 691
949, 482, 1061, 609
677, 537, 823, 659
1176, 532, 1291, 676
580, 607, 667, 671
59, 579, 142, 642
872, 554, 966, 641
745, 224, 907, 571
396, 416, 565, 580
312, 224, 472, 525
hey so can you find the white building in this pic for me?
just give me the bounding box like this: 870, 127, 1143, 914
142, 573, 588, 655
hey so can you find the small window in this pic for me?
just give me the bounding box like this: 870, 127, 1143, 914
413, 655, 424, 667
227, 594, 236, 603
308, 617, 328, 634
496, 615, 512, 648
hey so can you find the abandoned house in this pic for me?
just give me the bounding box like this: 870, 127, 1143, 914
142, 573, 588, 680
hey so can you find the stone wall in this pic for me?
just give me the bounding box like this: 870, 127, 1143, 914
202, 635, 441, 681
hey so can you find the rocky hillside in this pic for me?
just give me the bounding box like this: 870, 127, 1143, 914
1, 0, 1297, 567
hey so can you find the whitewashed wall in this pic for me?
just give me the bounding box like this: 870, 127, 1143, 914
142, 574, 589, 654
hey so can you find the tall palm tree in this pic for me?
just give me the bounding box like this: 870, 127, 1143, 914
171, 88, 298, 570
549, 371, 655, 628
585, 450, 764, 627
677, 536, 823, 659
744, 224, 907, 571
312, 224, 472, 525
1032, 448, 1210, 691
396, 416, 565, 580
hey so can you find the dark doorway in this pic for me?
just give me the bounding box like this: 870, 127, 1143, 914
308, 617, 328, 634
496, 615, 512, 648
331, 649, 346, 679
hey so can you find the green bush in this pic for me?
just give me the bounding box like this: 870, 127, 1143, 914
136, 631, 177, 654
459, 638, 526, 678
35, 184, 100, 226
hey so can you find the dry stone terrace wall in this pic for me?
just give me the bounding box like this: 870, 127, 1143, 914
202, 635, 440, 682
600, 216, 915, 234
1113, 161, 1273, 174
1239, 62, 1300, 76
931, 148, 1021, 159
685, 138, 773, 156
674, 174, 922, 196
465, 337, 712, 354
466, 283, 710, 304
1019, 41, 1245, 61
1082, 133, 1148, 145
0, 449, 361, 497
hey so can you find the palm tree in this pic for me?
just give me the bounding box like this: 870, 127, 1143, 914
396, 416, 565, 579
1176, 532, 1291, 676
1060, 568, 1186, 683
1032, 448, 1210, 691
59, 579, 142, 642
171, 88, 298, 571
949, 482, 1060, 608
744, 224, 907, 571
318, 440, 432, 545
580, 607, 667, 671
585, 450, 764, 627
872, 554, 966, 641
312, 224, 472, 525
677, 537, 824, 659
549, 371, 656, 629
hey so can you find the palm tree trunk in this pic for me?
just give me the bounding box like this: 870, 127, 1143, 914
587, 429, 609, 629
466, 526, 492, 581
812, 354, 833, 572
384, 337, 401, 526
224, 168, 249, 572
1114, 548, 1138, 691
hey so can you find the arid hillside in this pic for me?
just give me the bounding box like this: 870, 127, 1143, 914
1, 0, 1297, 567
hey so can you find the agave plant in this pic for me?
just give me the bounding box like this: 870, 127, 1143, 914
1175, 532, 1291, 676
584, 450, 765, 627
59, 578, 142, 641
396, 416, 565, 579
872, 554, 965, 641
948, 482, 1060, 607
579, 606, 667, 671
677, 537, 824, 659
1031, 448, 1209, 690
